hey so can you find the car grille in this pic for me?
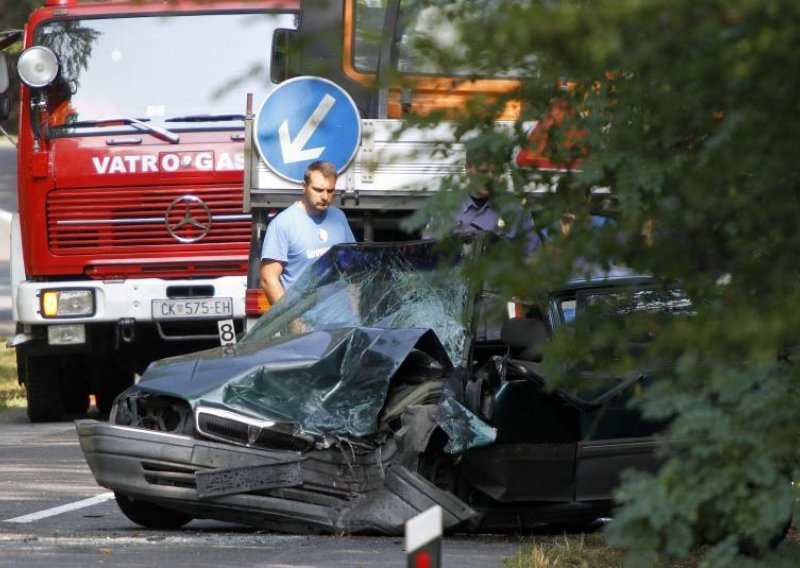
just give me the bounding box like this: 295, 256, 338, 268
46, 185, 250, 253
198, 411, 250, 441
196, 408, 314, 451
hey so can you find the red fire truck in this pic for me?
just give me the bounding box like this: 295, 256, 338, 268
0, 0, 300, 421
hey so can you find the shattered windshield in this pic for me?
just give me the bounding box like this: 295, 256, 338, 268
243, 242, 470, 364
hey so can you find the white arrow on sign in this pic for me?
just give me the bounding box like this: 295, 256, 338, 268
278, 93, 337, 164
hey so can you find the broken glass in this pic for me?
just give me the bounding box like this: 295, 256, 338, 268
220, 242, 471, 438
243, 242, 469, 364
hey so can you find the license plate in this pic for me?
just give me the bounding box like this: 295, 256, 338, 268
195, 461, 302, 499
152, 297, 233, 320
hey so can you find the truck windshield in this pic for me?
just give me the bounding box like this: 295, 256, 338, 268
35, 11, 297, 134
352, 0, 521, 77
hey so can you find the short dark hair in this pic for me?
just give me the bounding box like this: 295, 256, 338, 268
464, 140, 513, 167
303, 161, 338, 186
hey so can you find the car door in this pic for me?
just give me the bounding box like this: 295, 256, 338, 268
555, 284, 691, 501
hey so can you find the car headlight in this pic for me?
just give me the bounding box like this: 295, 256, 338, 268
41, 289, 95, 317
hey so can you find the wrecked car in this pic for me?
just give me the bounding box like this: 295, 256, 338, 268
76, 241, 692, 533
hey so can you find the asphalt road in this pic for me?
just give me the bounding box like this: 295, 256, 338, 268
0, 409, 526, 567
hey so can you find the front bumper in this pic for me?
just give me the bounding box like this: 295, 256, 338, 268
15, 275, 246, 324
76, 419, 476, 534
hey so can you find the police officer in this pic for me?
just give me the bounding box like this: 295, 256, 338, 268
452, 145, 541, 255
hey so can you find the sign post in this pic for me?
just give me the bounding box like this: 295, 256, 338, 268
254, 76, 362, 184
405, 506, 442, 568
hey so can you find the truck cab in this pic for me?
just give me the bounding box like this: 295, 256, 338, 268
2, 0, 301, 421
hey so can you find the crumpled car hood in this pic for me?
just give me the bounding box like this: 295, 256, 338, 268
135, 326, 452, 438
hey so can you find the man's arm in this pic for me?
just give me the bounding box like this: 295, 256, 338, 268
260, 260, 286, 305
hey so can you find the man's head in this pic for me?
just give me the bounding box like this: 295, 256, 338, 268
464, 143, 511, 199
301, 161, 338, 215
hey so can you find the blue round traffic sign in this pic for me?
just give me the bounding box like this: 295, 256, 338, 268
254, 76, 362, 184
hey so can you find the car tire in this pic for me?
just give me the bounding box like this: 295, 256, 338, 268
418, 430, 459, 495
25, 356, 65, 423
114, 493, 193, 530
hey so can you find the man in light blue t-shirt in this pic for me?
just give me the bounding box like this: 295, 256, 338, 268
260, 161, 355, 305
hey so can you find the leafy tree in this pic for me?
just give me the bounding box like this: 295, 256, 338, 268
0, 0, 41, 33
405, 0, 800, 563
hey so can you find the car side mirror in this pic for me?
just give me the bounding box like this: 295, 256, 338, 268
500, 317, 549, 361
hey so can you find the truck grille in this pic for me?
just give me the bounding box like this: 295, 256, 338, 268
47, 185, 250, 254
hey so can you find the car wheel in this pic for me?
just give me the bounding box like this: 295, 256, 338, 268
418, 432, 459, 495
114, 493, 193, 529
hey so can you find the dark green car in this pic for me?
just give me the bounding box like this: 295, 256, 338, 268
76, 241, 691, 533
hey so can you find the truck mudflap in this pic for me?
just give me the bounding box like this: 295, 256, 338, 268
76, 419, 477, 534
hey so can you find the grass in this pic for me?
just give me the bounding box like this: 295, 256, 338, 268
505, 527, 800, 567
0, 344, 25, 409
504, 533, 701, 568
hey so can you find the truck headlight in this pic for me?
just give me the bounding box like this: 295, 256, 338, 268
41, 289, 95, 317
17, 46, 59, 89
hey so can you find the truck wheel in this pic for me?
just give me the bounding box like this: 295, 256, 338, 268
61, 357, 91, 416
25, 357, 65, 423
114, 493, 193, 529
94, 360, 135, 416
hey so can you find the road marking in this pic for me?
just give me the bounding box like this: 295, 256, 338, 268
4, 492, 115, 523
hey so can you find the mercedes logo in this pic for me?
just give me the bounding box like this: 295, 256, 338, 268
165, 195, 212, 243
247, 425, 261, 446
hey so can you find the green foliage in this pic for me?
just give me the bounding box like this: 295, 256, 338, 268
403, 0, 800, 562
0, 0, 42, 34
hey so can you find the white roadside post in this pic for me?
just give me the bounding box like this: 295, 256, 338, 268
405, 505, 442, 568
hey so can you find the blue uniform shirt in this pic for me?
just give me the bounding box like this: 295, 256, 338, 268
455, 197, 541, 255
261, 203, 355, 290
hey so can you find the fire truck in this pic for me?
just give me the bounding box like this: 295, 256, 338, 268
0, 0, 301, 422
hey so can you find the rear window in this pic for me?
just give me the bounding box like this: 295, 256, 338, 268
559, 286, 693, 324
